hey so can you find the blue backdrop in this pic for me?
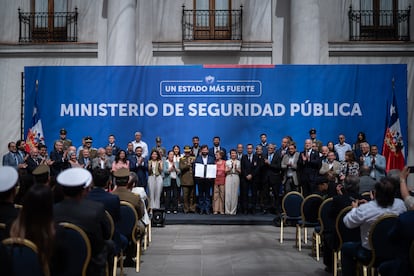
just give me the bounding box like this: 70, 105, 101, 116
24, 64, 407, 154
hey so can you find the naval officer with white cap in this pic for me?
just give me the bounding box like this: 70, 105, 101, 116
53, 168, 111, 276
0, 166, 20, 239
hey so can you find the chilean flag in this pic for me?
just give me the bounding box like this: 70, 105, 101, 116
382, 89, 405, 172
25, 80, 45, 150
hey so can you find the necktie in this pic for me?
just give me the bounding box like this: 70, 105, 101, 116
249, 155, 252, 163
269, 154, 273, 162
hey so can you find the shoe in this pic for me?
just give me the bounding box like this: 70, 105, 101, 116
213, 212, 218, 215
166, 210, 171, 214
173, 210, 178, 214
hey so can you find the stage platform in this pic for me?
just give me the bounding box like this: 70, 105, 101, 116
162, 212, 277, 226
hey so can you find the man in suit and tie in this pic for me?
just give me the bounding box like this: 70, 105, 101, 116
240, 144, 256, 214
364, 145, 386, 181
194, 145, 216, 214
262, 143, 283, 214
298, 139, 322, 196
209, 136, 227, 160
107, 134, 121, 156
91, 148, 112, 171
191, 136, 201, 157
128, 146, 148, 189
2, 142, 26, 171
78, 148, 92, 170
259, 133, 269, 156
281, 143, 300, 193
236, 144, 244, 161
25, 147, 42, 175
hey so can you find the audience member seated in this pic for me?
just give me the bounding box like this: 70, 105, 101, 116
358, 166, 376, 194
53, 168, 111, 276
0, 166, 20, 239
341, 177, 407, 276
323, 175, 361, 272
9, 184, 55, 274
87, 168, 127, 254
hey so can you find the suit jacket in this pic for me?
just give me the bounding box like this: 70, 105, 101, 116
281, 152, 300, 187
86, 188, 121, 223
25, 156, 42, 174
359, 175, 376, 193
208, 146, 227, 160
49, 149, 69, 176
54, 198, 109, 257
194, 154, 216, 179
298, 149, 321, 180
111, 187, 144, 220
163, 160, 181, 187
2, 151, 23, 169
319, 160, 342, 176
78, 148, 98, 160
78, 156, 92, 170
91, 157, 112, 170
264, 152, 283, 186
364, 154, 386, 180
128, 155, 148, 187
241, 153, 255, 181
253, 154, 266, 186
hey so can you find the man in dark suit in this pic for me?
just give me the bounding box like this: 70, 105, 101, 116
298, 139, 322, 196
49, 140, 69, 177
107, 134, 121, 156
194, 145, 216, 214
128, 146, 148, 189
240, 144, 256, 214
25, 147, 42, 175
0, 167, 19, 240
208, 136, 227, 160
262, 143, 283, 214
54, 168, 110, 276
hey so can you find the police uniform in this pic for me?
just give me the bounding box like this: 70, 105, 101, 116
179, 146, 196, 213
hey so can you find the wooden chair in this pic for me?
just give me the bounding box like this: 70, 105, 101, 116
361, 215, 398, 276
55, 222, 92, 276
2, 237, 47, 276
119, 201, 142, 273
314, 197, 333, 261
279, 191, 304, 244
296, 194, 323, 251
333, 206, 361, 276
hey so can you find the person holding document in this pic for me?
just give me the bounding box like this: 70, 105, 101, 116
194, 145, 216, 215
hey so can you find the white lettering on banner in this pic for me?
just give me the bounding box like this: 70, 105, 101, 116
60, 102, 362, 117
60, 103, 158, 117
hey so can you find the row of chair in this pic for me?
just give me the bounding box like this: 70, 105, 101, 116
279, 191, 414, 276
1, 200, 152, 276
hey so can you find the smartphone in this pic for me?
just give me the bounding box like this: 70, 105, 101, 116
408, 166, 414, 173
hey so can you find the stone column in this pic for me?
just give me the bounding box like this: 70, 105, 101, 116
107, 0, 136, 65
290, 0, 320, 64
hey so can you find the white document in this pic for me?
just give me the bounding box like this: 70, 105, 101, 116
194, 163, 217, 178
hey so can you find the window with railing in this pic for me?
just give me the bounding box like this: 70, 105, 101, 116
348, 0, 410, 41
18, 0, 78, 43
182, 0, 242, 41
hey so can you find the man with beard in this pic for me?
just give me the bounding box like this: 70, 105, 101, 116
281, 143, 300, 193
49, 140, 69, 177
128, 146, 148, 189
194, 145, 215, 215
191, 136, 201, 157
208, 136, 227, 160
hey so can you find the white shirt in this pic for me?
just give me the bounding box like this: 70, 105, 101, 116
131, 140, 149, 159
343, 199, 406, 249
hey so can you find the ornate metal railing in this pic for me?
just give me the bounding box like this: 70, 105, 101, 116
348, 6, 410, 41
182, 5, 242, 41
18, 8, 78, 43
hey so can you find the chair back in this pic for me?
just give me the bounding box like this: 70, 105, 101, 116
119, 201, 139, 243
367, 215, 398, 267
301, 194, 324, 224
2, 238, 46, 276
104, 210, 115, 240
281, 191, 304, 219
55, 222, 91, 276
318, 197, 334, 235
360, 191, 372, 201
335, 206, 360, 251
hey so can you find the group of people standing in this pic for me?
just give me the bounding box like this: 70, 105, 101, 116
1, 128, 392, 216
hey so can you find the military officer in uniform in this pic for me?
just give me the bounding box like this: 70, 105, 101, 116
179, 146, 196, 213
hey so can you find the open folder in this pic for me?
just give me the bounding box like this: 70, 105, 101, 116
194, 163, 217, 178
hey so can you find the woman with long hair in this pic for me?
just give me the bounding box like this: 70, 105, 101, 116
112, 150, 130, 172
148, 149, 163, 213
339, 150, 360, 184
213, 150, 226, 214
10, 184, 55, 275
225, 149, 241, 215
